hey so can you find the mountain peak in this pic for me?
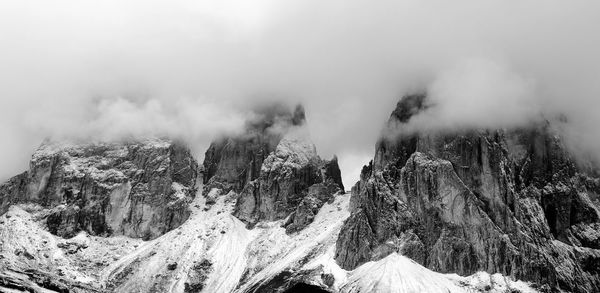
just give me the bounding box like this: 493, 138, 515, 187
390, 93, 428, 123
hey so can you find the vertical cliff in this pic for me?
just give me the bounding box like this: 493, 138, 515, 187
335, 94, 600, 293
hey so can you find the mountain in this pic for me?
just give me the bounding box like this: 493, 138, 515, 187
335, 94, 600, 293
1, 99, 591, 292
0, 138, 199, 240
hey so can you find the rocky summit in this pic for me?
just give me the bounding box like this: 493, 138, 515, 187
0, 100, 597, 293
335, 94, 600, 293
203, 103, 345, 232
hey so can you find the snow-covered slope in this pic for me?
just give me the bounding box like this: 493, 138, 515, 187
98, 185, 351, 292
99, 187, 255, 292
340, 253, 537, 293
0, 204, 141, 292
99, 185, 539, 293
340, 253, 466, 293
0, 187, 538, 293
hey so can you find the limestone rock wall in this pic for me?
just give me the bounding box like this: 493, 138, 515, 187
335, 94, 600, 293
0, 138, 199, 240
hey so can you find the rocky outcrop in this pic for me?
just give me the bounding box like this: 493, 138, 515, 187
335, 94, 600, 293
0, 138, 199, 240
234, 135, 343, 231
202, 103, 344, 231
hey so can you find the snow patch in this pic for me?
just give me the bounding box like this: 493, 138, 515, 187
261, 135, 318, 172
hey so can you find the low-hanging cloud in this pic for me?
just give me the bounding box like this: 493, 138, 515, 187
1, 0, 599, 186
402, 58, 541, 132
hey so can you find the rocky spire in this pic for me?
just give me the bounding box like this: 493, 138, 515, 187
202, 102, 305, 192
292, 104, 306, 126
202, 102, 344, 231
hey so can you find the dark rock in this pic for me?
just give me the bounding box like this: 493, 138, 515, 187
283, 283, 331, 293
335, 209, 375, 269
335, 94, 600, 293
323, 156, 345, 192
184, 259, 212, 293
320, 273, 334, 287
57, 241, 87, 254
166, 262, 177, 270
0, 172, 28, 215
373, 93, 427, 170
246, 267, 331, 293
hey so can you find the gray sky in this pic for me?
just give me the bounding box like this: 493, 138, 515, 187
1, 0, 600, 187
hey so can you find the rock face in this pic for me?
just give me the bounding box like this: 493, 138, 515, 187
202, 103, 344, 230
335, 94, 600, 293
235, 135, 343, 231
0, 138, 199, 240
0, 102, 543, 293
0, 171, 28, 214
203, 104, 306, 194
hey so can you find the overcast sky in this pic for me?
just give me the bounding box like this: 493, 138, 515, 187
1, 0, 600, 186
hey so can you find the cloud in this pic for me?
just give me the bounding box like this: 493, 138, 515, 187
401, 58, 541, 132
0, 0, 599, 184
85, 97, 247, 155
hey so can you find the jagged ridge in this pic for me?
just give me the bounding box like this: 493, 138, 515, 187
335, 94, 600, 293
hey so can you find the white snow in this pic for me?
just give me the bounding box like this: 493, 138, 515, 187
0, 205, 141, 287
236, 193, 351, 292
99, 186, 255, 292
1, 182, 540, 293
261, 134, 319, 173
447, 271, 539, 293
341, 253, 466, 293
170, 182, 187, 200
96, 186, 540, 292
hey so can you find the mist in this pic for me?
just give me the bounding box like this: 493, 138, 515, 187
1, 0, 599, 186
